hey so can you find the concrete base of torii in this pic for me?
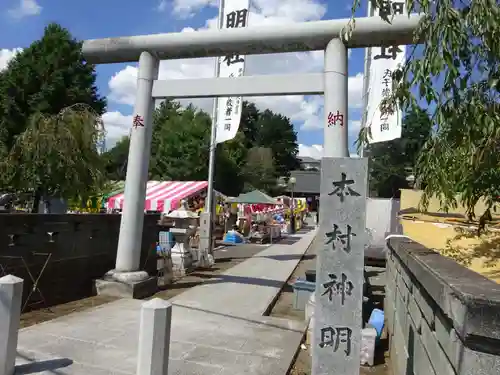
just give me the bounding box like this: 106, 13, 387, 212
94, 270, 157, 299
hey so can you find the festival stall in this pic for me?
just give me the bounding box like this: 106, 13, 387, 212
274, 195, 308, 232
227, 190, 283, 243
107, 180, 214, 213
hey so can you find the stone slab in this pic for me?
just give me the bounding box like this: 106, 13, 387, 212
16, 298, 305, 375
312, 157, 368, 375
94, 276, 157, 299
171, 229, 317, 318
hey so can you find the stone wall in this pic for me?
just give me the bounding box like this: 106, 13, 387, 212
385, 237, 500, 375
0, 214, 160, 309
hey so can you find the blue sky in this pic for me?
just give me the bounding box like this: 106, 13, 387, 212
0, 0, 372, 158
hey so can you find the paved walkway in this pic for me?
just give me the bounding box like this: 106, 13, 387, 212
15, 228, 317, 375
172, 230, 316, 317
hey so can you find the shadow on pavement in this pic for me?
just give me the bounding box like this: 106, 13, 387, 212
189, 273, 285, 288
15, 356, 73, 375
171, 303, 304, 333
260, 253, 315, 261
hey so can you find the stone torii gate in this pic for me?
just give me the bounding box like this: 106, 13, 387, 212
83, 12, 420, 375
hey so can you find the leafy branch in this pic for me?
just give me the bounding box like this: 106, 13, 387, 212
349, 0, 500, 229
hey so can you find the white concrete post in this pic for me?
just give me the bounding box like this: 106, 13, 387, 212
323, 38, 349, 157
115, 51, 159, 273
136, 298, 172, 375
0, 275, 24, 375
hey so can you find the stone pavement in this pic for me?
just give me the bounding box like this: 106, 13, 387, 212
15, 228, 317, 375
172, 230, 317, 317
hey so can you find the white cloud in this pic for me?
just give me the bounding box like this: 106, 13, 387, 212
8, 0, 42, 19
101, 111, 132, 147
106, 0, 363, 144
171, 0, 219, 18
298, 144, 360, 159
298, 144, 324, 159
0, 48, 22, 70
298, 119, 362, 159
169, 0, 327, 20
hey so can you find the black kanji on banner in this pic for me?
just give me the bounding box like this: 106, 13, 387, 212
374, 46, 402, 60
226, 9, 248, 28
378, 0, 405, 18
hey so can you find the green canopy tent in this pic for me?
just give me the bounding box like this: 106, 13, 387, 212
227, 190, 279, 205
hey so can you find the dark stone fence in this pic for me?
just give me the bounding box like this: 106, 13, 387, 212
386, 237, 500, 375
0, 214, 160, 310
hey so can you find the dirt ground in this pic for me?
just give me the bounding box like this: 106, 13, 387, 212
269, 236, 392, 375
20, 243, 267, 329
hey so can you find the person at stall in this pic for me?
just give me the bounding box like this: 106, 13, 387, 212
223, 203, 231, 232
229, 203, 238, 227
249, 222, 259, 238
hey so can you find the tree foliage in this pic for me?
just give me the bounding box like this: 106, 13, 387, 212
101, 136, 130, 181
254, 109, 301, 177
368, 107, 432, 198
147, 100, 245, 196
104, 100, 300, 196
0, 105, 106, 209
351, 0, 500, 222
242, 147, 277, 193
0, 23, 107, 209
0, 23, 106, 150
149, 101, 212, 181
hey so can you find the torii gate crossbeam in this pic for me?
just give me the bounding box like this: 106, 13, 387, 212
83, 15, 420, 64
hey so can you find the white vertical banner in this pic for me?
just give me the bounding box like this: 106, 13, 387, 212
366, 1, 407, 144
215, 0, 250, 144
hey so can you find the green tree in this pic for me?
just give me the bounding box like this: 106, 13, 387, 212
215, 131, 247, 196
102, 136, 130, 181
149, 101, 211, 181
104, 100, 300, 197
0, 105, 105, 212
368, 107, 432, 198
0, 23, 106, 150
240, 101, 260, 149
148, 101, 245, 196
242, 147, 277, 193
254, 109, 301, 178
352, 0, 500, 222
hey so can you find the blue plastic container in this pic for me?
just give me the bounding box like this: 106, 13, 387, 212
223, 232, 244, 244
158, 231, 174, 253
292, 278, 316, 310
368, 308, 385, 341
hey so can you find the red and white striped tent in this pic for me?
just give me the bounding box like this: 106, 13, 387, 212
107, 180, 209, 212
